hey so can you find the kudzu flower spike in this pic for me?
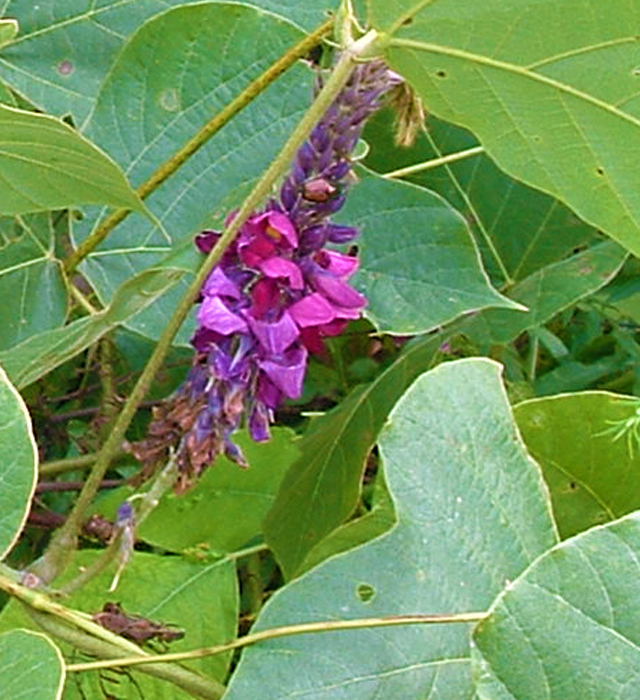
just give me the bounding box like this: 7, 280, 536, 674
129, 59, 402, 490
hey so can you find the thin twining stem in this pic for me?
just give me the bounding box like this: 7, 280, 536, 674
67, 610, 488, 672
63, 17, 333, 275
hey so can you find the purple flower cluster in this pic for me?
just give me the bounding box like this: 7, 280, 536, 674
130, 59, 401, 486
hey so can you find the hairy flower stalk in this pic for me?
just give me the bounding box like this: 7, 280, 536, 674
130, 59, 401, 489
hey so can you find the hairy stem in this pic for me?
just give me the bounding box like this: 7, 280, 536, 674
63, 18, 333, 275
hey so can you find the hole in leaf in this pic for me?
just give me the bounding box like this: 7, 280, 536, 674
435, 70, 447, 78
401, 17, 414, 26
356, 583, 375, 603
596, 166, 605, 176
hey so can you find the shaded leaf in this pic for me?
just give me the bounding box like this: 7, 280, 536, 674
95, 428, 299, 555
465, 240, 626, 346
473, 511, 640, 699
0, 212, 67, 350
0, 0, 334, 123
373, 0, 640, 256
0, 364, 37, 560
0, 630, 64, 700
514, 391, 640, 539
0, 103, 144, 214
227, 359, 557, 700
264, 332, 443, 579
342, 172, 518, 334
0, 266, 185, 388
75, 3, 312, 343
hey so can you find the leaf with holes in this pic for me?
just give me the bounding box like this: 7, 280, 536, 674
229, 359, 557, 700
370, 0, 640, 257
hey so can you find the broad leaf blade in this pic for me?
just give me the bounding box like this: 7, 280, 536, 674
0, 630, 64, 700
372, 0, 640, 257
473, 511, 640, 699
0, 364, 37, 559
75, 3, 311, 343
0, 103, 144, 214
514, 392, 640, 539
228, 359, 557, 700
0, 0, 334, 123
0, 266, 185, 388
342, 172, 518, 334
264, 333, 443, 579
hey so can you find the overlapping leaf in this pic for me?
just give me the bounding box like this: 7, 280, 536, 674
229, 359, 557, 699
74, 3, 313, 343
514, 392, 640, 539
473, 511, 640, 699
0, 0, 335, 123
0, 364, 37, 560
0, 103, 144, 214
370, 0, 640, 257
0, 630, 64, 700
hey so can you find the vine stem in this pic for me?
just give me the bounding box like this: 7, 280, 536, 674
67, 611, 488, 672
0, 567, 224, 699
63, 17, 333, 275
382, 145, 485, 179
33, 26, 383, 585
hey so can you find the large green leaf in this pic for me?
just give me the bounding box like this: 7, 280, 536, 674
264, 332, 443, 579
74, 3, 312, 343
94, 428, 299, 555
364, 112, 600, 285
0, 550, 237, 699
227, 359, 557, 700
0, 364, 37, 560
0, 630, 64, 700
0, 0, 335, 123
341, 172, 518, 334
0, 212, 67, 350
464, 240, 627, 346
371, 0, 640, 257
0, 103, 144, 214
473, 511, 640, 699
514, 392, 640, 539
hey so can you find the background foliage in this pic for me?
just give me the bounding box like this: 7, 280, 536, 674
1, 1, 640, 699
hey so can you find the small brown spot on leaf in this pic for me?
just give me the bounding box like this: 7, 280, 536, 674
57, 60, 73, 76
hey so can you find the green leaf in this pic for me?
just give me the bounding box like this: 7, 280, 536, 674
0, 364, 37, 560
472, 511, 640, 699
0, 266, 185, 388
0, 212, 67, 351
264, 333, 443, 579
514, 392, 640, 539
95, 428, 299, 555
0, 550, 237, 698
341, 172, 518, 334
0, 630, 64, 700
0, 0, 334, 123
75, 2, 312, 343
0, 19, 18, 50
372, 0, 640, 257
364, 112, 600, 284
0, 103, 144, 215
227, 359, 557, 700
464, 240, 627, 346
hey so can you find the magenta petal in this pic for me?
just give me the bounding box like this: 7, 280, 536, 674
202, 267, 241, 299
197, 296, 248, 335
258, 257, 304, 290
321, 250, 359, 278
312, 273, 366, 309
259, 346, 308, 398
264, 211, 298, 248
249, 311, 299, 354
289, 293, 336, 328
